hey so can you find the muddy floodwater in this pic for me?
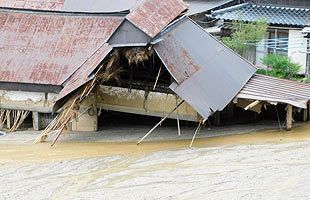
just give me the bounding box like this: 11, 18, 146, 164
0, 123, 310, 199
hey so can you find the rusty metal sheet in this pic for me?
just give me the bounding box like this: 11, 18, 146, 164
55, 44, 113, 103
156, 18, 256, 120
0, 0, 65, 10
237, 74, 310, 109
126, 0, 188, 38
0, 10, 123, 85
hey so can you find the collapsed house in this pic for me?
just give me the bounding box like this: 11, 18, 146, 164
0, 0, 309, 144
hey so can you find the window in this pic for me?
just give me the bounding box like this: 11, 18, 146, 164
267, 29, 289, 55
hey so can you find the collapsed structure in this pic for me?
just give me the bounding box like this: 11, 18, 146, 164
0, 0, 309, 144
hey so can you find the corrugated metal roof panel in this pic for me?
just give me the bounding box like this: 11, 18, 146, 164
237, 74, 310, 108
56, 43, 113, 102
126, 0, 188, 38
0, 10, 123, 85
209, 3, 310, 27
156, 18, 256, 120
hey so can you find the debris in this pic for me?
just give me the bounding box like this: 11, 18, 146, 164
0, 109, 29, 132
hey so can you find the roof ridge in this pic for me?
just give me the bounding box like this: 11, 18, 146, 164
251, 4, 310, 11
210, 3, 249, 15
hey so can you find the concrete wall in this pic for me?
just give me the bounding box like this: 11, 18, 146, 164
0, 90, 57, 113
97, 85, 199, 122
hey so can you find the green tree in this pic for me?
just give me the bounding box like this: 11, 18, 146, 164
222, 20, 268, 57
257, 54, 301, 80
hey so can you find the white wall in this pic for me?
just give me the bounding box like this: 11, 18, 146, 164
288, 29, 308, 73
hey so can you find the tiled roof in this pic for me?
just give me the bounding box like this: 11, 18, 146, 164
209, 3, 310, 27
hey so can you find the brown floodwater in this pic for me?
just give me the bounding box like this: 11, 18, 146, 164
0, 122, 309, 163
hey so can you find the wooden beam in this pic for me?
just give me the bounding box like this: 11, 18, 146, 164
286, 104, 293, 131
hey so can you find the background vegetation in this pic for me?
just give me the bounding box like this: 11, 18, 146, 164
222, 20, 268, 57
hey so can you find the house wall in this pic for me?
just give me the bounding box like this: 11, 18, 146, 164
254, 28, 308, 74
288, 29, 308, 73
0, 90, 57, 113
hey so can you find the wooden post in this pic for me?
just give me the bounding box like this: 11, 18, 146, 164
308, 104, 310, 122
303, 108, 308, 122
32, 112, 41, 131
286, 104, 293, 131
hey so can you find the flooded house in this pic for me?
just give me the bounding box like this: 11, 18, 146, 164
0, 0, 309, 145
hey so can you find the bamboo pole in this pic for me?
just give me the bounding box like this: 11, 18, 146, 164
175, 96, 181, 136
189, 120, 203, 148
137, 100, 185, 145
153, 65, 162, 90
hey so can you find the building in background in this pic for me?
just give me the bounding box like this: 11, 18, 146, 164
204, 0, 310, 74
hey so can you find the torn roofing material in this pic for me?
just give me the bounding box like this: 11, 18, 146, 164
155, 17, 256, 119
126, 0, 188, 38
0, 9, 123, 85
237, 74, 310, 109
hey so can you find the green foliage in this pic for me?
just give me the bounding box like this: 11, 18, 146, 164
257, 54, 301, 80
222, 20, 268, 56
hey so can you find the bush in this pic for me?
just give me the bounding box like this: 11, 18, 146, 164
258, 54, 301, 80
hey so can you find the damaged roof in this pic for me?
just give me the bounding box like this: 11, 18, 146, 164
126, 0, 188, 38
0, 9, 123, 85
155, 18, 256, 119
237, 74, 310, 109
209, 3, 310, 27
56, 44, 113, 102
